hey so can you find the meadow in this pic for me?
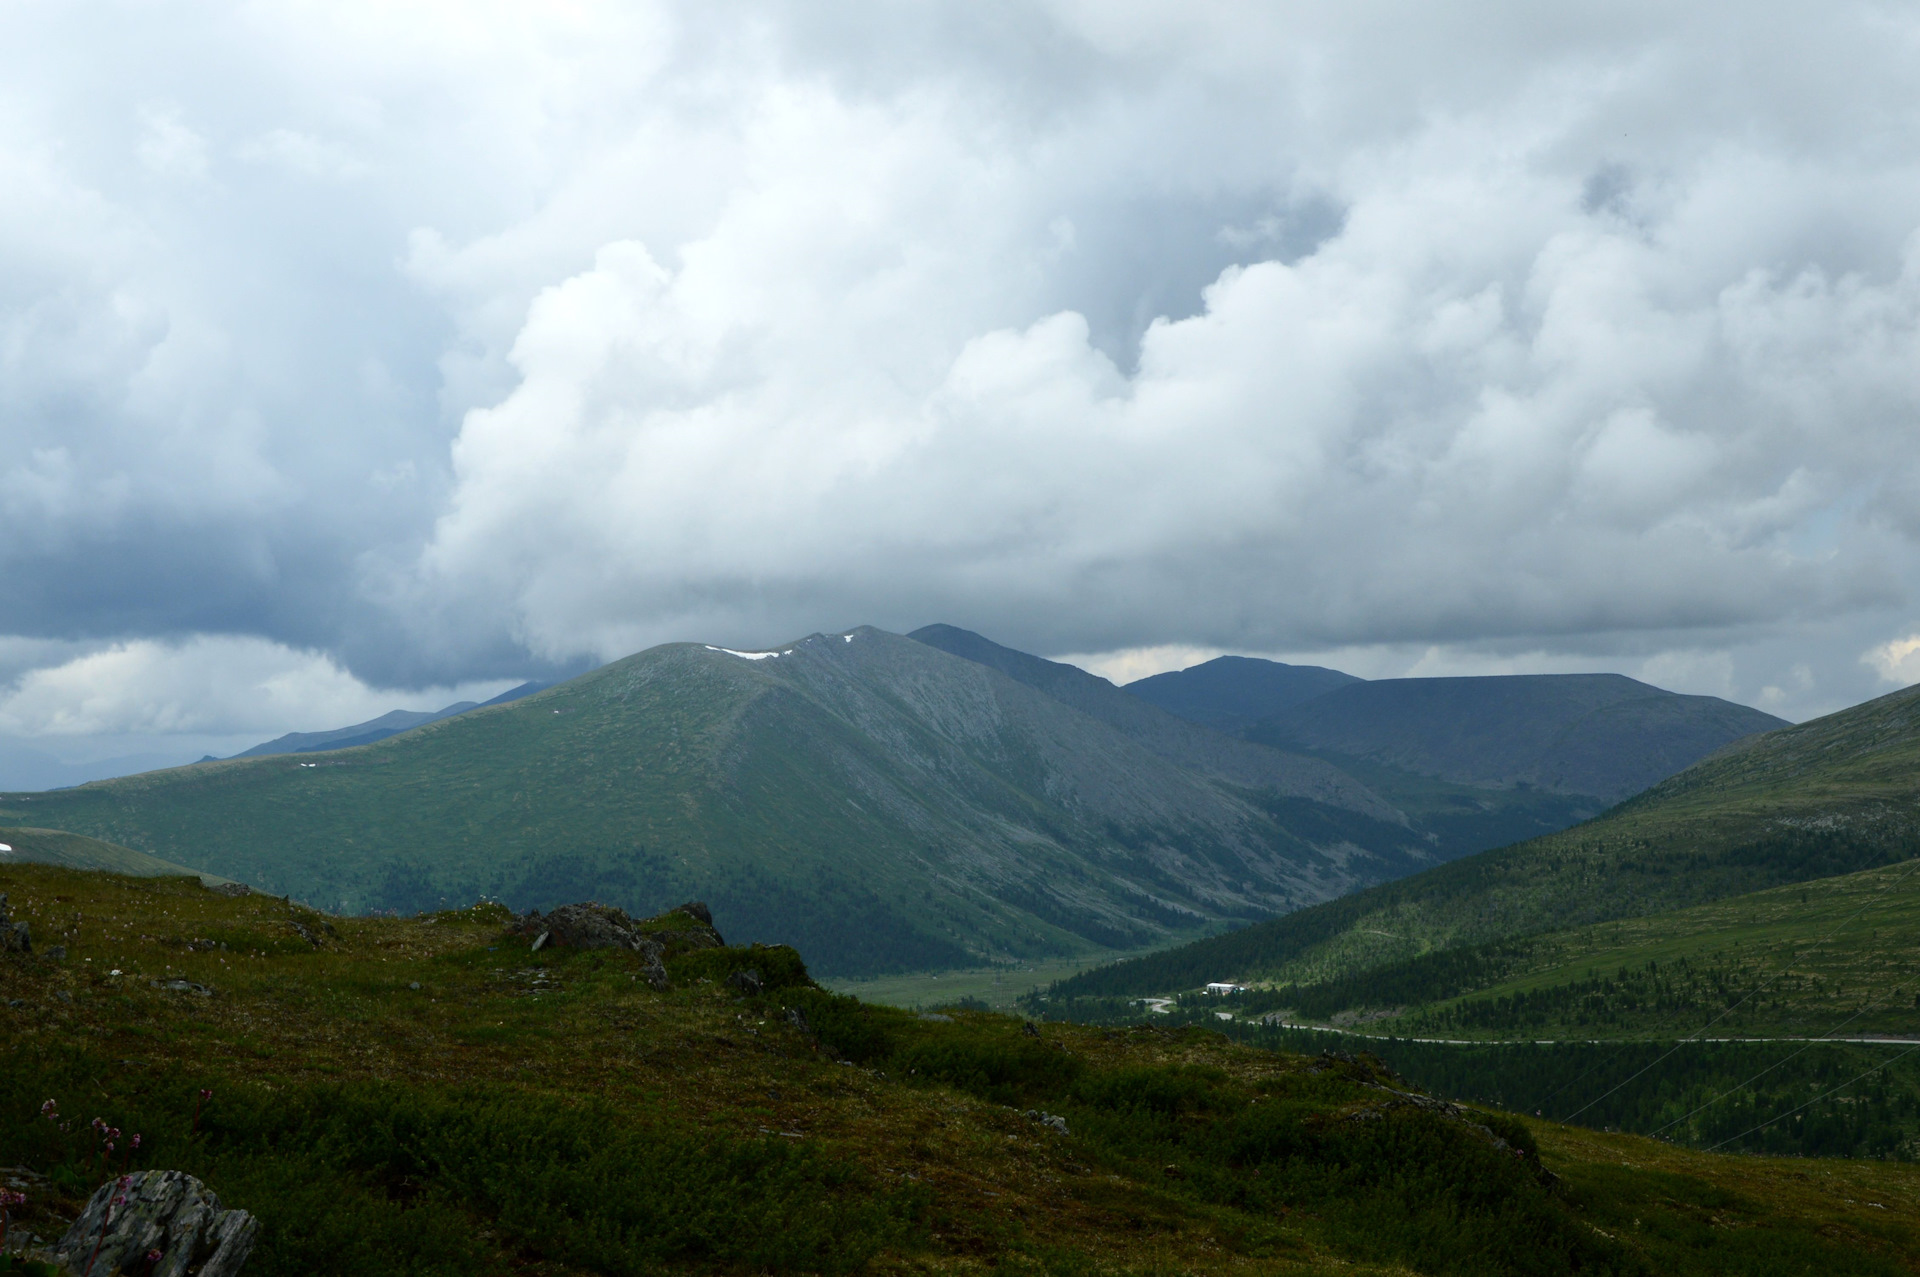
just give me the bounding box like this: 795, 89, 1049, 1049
3, 864, 1918, 1275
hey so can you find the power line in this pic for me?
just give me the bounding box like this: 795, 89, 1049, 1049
1555, 854, 1920, 1126
1702, 1043, 1920, 1154
1647, 1003, 1877, 1138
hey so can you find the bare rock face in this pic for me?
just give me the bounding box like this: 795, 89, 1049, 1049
0, 893, 29, 954
53, 1170, 258, 1277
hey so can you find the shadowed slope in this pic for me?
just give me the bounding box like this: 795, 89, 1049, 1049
1126, 655, 1361, 734
1249, 673, 1787, 803
1050, 682, 1920, 998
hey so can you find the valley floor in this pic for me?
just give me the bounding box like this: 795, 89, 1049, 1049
824, 944, 1201, 1012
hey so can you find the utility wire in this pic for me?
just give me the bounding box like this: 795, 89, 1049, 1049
1702, 1043, 1920, 1153
1647, 1002, 1877, 1138
1555, 853, 1920, 1126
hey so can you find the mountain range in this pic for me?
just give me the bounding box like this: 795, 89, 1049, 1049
1050, 678, 1920, 1006
231, 680, 549, 757
0, 630, 1434, 975
0, 625, 1790, 979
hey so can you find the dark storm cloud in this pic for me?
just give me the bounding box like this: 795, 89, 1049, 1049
3, 0, 1920, 741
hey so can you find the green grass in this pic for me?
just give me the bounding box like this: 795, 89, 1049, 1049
0, 826, 215, 881
6, 863, 1920, 1275
825, 945, 1200, 1011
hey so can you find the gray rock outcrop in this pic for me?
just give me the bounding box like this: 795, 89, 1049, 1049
53, 1170, 257, 1277
509, 901, 724, 990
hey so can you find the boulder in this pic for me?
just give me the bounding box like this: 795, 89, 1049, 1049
725, 967, 765, 996
53, 1170, 257, 1277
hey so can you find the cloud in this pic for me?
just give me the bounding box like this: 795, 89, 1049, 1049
1865, 634, 1920, 688
0, 635, 507, 738
3, 0, 1920, 734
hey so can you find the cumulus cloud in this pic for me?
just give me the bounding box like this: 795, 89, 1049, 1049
5, 0, 1920, 741
1865, 635, 1920, 688
0, 635, 510, 738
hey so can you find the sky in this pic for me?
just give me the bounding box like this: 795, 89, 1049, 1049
4, 1, 1920, 785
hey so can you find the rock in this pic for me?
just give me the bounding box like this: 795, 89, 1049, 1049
407, 982, 421, 991
208, 883, 251, 897
53, 1170, 258, 1277
149, 979, 214, 997
784, 1005, 811, 1034
506, 902, 726, 986
1022, 1022, 1039, 1038
44, 944, 66, 961
1025, 1111, 1069, 1135
725, 967, 765, 996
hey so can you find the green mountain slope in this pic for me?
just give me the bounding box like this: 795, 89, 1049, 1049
0, 629, 1440, 978
1051, 681, 1920, 999
1126, 654, 1362, 734
1170, 855, 1920, 1040
0, 826, 213, 880
906, 624, 1395, 813
1249, 673, 1787, 803
914, 624, 1604, 859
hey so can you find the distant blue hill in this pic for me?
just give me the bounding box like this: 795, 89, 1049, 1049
234, 681, 549, 758
1126, 655, 1361, 733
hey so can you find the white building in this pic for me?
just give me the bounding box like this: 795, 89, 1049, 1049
1204, 982, 1246, 996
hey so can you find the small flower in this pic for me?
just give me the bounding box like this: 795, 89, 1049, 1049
131, 1134, 141, 1149
199, 1089, 212, 1101
40, 1099, 57, 1120
0, 1189, 25, 1207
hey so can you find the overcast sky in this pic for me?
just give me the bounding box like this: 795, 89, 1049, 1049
4, 1, 1920, 782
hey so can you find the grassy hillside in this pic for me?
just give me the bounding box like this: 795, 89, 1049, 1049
3, 862, 1918, 1276
0, 630, 1438, 978
0, 826, 213, 880
1248, 673, 1787, 803
1111, 856, 1920, 1044
1051, 681, 1920, 999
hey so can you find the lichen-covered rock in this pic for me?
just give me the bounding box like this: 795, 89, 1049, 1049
53, 1170, 257, 1277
